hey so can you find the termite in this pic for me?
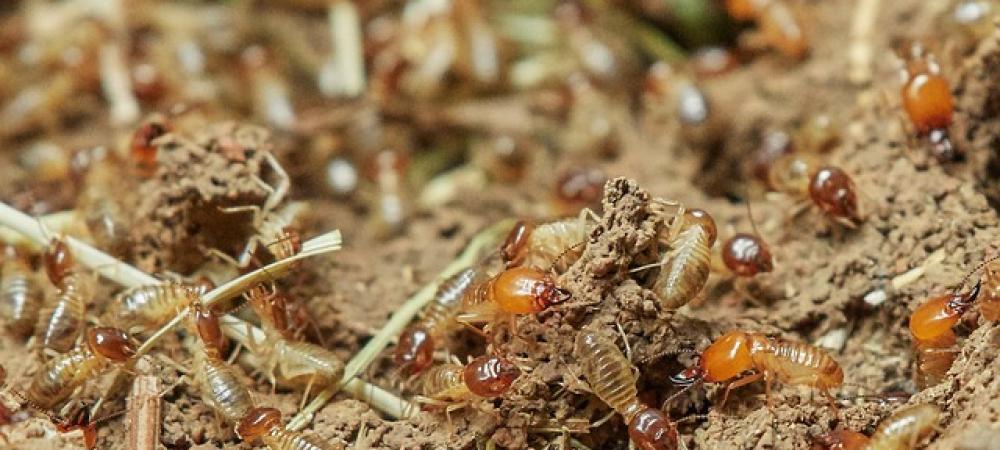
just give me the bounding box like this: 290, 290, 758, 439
27, 327, 137, 409
648, 208, 717, 309
0, 246, 42, 338
243, 286, 345, 400
105, 278, 213, 333
813, 404, 941, 450
418, 355, 521, 411
574, 330, 678, 450
768, 154, 864, 226
899, 44, 958, 162
719, 233, 774, 277
671, 331, 843, 409
190, 303, 255, 424
726, 0, 808, 59
38, 238, 94, 353
236, 406, 343, 450
129, 117, 171, 176
457, 266, 572, 332
220, 201, 305, 269
395, 267, 481, 374
501, 214, 596, 272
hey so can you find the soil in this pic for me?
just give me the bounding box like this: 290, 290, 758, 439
2, 1, 1000, 449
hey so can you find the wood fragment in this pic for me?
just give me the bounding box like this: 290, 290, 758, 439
126, 375, 160, 450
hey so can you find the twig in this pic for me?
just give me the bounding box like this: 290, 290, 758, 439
849, 0, 880, 85
0, 210, 77, 249
286, 219, 514, 430
126, 375, 160, 450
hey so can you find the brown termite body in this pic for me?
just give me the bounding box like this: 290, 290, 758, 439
244, 286, 345, 396
652, 209, 717, 309
419, 355, 521, 410
908, 282, 980, 388
672, 331, 843, 409
191, 303, 255, 424
394, 267, 481, 374
768, 154, 864, 226
501, 215, 594, 272
105, 280, 212, 333
899, 45, 958, 162
236, 407, 343, 450
38, 238, 93, 353
574, 331, 678, 450
719, 233, 774, 277
865, 404, 941, 450
0, 246, 42, 338
27, 327, 137, 410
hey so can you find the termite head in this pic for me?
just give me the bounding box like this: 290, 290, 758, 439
130, 119, 170, 172
696, 331, 754, 383
908, 281, 981, 342
493, 267, 572, 314
722, 233, 774, 276
808, 166, 862, 224
44, 237, 74, 287
86, 327, 136, 362
628, 407, 679, 450
394, 325, 435, 374
810, 428, 869, 450
684, 209, 717, 246
55, 406, 97, 450
236, 407, 281, 441
501, 220, 534, 268
669, 366, 704, 386
464, 355, 521, 398
193, 303, 226, 355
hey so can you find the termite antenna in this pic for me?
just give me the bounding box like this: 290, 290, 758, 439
674, 413, 710, 425
662, 381, 701, 409
546, 240, 587, 274
91, 408, 127, 425
955, 254, 1000, 292
744, 185, 763, 240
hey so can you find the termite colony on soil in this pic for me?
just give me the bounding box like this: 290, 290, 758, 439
0, 0, 995, 449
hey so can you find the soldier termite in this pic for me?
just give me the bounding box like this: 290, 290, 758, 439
457, 266, 572, 340
671, 331, 843, 410
417, 355, 521, 414
27, 327, 137, 410
574, 330, 678, 450
0, 245, 42, 338
898, 44, 958, 162
394, 267, 481, 375
39, 238, 94, 353
236, 406, 343, 450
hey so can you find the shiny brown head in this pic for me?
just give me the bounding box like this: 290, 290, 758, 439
722, 233, 774, 277
236, 407, 282, 441
44, 237, 74, 287
193, 304, 226, 356
86, 327, 137, 362
394, 326, 435, 375
628, 408, 678, 450
808, 166, 861, 224
130, 120, 170, 171
464, 355, 521, 398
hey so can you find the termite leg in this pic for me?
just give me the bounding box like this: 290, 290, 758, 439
260, 153, 290, 213
718, 372, 764, 410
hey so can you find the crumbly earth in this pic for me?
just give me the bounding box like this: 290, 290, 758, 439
3, 1, 1000, 450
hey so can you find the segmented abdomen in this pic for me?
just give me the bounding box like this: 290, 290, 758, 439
39, 272, 92, 352
28, 346, 102, 409
524, 219, 588, 272
422, 267, 478, 336
263, 430, 343, 450
421, 364, 468, 401
867, 404, 941, 450
198, 357, 254, 423
0, 260, 42, 337
654, 225, 712, 309
109, 283, 198, 330
913, 331, 956, 389
275, 340, 344, 387
752, 336, 843, 389
574, 330, 642, 420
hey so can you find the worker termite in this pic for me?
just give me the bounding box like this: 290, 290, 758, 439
38, 238, 94, 353
574, 330, 678, 450
104, 279, 213, 333
898, 44, 958, 162
768, 154, 864, 226
726, 0, 808, 59
27, 327, 137, 409
236, 406, 343, 450
813, 404, 941, 450
220, 201, 305, 269
190, 303, 255, 424
129, 117, 171, 176
418, 355, 521, 412
718, 233, 774, 277
394, 267, 481, 374
501, 214, 596, 272
671, 331, 843, 409
457, 267, 572, 335
0, 245, 42, 338
643, 208, 717, 309
243, 285, 345, 402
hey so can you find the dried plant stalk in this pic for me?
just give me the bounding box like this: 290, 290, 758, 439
126, 375, 160, 450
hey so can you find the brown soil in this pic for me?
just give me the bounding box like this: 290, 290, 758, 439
3, 1, 1000, 449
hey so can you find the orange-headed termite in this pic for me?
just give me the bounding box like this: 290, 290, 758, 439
900, 45, 958, 162
672, 331, 843, 409
458, 266, 572, 328
236, 406, 343, 450
575, 330, 678, 450
395, 267, 481, 374
27, 327, 137, 409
